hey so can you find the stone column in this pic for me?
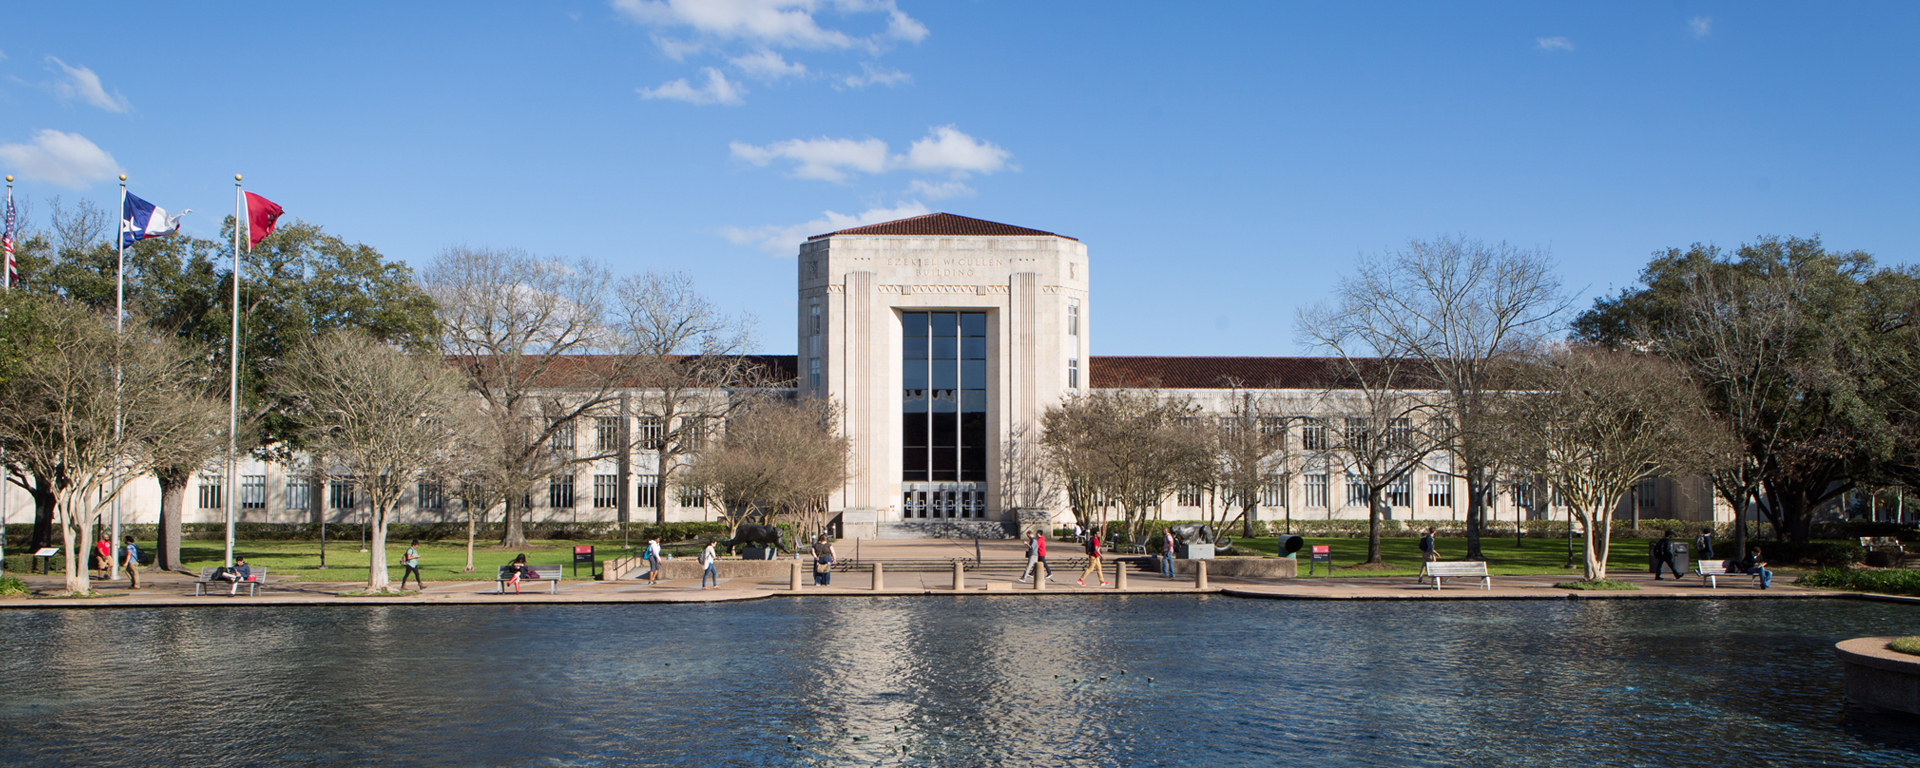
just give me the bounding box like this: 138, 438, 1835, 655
1115, 558, 1128, 590
1196, 560, 1209, 590
790, 560, 803, 591
952, 560, 966, 591
872, 562, 885, 591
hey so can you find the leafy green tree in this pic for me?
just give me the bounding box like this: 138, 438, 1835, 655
1573, 236, 1917, 544
2, 196, 436, 567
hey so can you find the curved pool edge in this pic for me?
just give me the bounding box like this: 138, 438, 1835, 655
1836, 636, 1920, 716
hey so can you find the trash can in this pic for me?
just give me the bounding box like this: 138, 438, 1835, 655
1648, 540, 1690, 576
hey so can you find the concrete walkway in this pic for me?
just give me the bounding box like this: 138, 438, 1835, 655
0, 554, 1873, 608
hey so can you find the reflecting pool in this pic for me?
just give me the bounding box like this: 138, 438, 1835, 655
1, 597, 1917, 767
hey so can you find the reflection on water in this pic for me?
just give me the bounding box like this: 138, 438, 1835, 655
1, 597, 1917, 767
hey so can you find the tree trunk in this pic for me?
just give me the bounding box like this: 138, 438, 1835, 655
464, 502, 477, 572
59, 495, 91, 594
1241, 502, 1255, 538
28, 476, 56, 551
1366, 488, 1384, 564
366, 504, 391, 592
1464, 468, 1486, 561
1582, 510, 1609, 581
155, 468, 188, 572
500, 492, 528, 548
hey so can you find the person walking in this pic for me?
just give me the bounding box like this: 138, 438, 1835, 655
400, 539, 426, 590
1653, 530, 1684, 580
120, 535, 140, 590
699, 539, 719, 589
1161, 528, 1177, 579
1420, 528, 1438, 562
1019, 531, 1054, 583
1078, 525, 1109, 587
811, 534, 837, 586
1695, 528, 1715, 562
645, 536, 663, 586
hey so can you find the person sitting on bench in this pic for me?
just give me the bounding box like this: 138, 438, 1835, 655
215, 558, 253, 595
503, 554, 533, 594
1738, 547, 1772, 590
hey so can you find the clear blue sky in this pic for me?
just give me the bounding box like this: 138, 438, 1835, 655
4, 2, 1915, 355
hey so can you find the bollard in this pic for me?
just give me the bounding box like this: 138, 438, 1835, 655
1114, 558, 1128, 590
1196, 560, 1208, 590
872, 562, 885, 591
1035, 566, 1046, 591
952, 560, 966, 591
791, 559, 804, 591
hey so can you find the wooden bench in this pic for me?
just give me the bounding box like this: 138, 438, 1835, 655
194, 567, 268, 596
496, 564, 563, 594
1420, 561, 1490, 590
1696, 560, 1761, 589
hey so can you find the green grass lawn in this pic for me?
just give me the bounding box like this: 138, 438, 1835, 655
3, 538, 653, 583
1230, 534, 1737, 577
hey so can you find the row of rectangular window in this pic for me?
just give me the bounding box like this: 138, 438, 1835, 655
203, 474, 706, 510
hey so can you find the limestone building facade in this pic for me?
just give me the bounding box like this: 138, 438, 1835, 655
0, 213, 1726, 535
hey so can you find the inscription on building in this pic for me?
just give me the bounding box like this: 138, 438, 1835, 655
885, 256, 1008, 280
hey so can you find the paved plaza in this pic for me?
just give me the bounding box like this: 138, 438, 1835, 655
0, 535, 1886, 607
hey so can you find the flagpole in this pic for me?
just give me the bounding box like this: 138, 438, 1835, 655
1, 175, 9, 572
225, 175, 242, 568
111, 174, 127, 583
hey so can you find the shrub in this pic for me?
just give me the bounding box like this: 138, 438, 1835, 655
1555, 579, 1639, 590
1760, 541, 1863, 567
1797, 568, 1920, 596
0, 575, 26, 596
1889, 636, 1920, 656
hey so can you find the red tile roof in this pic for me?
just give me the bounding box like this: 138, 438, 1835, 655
1089, 356, 1357, 390
810, 212, 1076, 241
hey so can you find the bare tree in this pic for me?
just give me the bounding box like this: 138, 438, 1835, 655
677, 396, 849, 537
1326, 236, 1567, 559
998, 422, 1060, 529
1209, 388, 1290, 538
1500, 345, 1730, 581
274, 329, 475, 592
424, 246, 643, 548
1040, 390, 1214, 543
620, 271, 763, 525
1298, 305, 1450, 565
0, 297, 224, 593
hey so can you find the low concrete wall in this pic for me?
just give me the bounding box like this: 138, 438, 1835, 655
1835, 636, 1920, 715
1172, 557, 1296, 579
600, 556, 794, 581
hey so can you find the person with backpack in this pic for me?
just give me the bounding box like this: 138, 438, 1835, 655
1695, 528, 1715, 562
400, 540, 425, 590
699, 539, 719, 589
1078, 525, 1109, 587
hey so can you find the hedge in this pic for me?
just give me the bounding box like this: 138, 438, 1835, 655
1798, 568, 1920, 596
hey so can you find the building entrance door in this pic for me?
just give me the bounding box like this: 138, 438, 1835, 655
902, 482, 987, 519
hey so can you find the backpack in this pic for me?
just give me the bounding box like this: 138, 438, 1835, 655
1085, 537, 1099, 556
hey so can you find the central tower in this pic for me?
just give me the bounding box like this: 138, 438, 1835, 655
797, 213, 1089, 537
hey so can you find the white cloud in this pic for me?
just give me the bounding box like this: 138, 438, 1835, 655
731, 136, 888, 181
0, 130, 121, 188
731, 49, 807, 79
1689, 17, 1712, 38
612, 0, 926, 53
898, 126, 1013, 176
839, 62, 910, 88
732, 126, 1015, 182
1536, 36, 1574, 52
907, 179, 974, 199
638, 67, 746, 104
724, 201, 931, 254
45, 57, 130, 112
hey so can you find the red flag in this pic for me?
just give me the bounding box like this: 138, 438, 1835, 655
244, 192, 284, 249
